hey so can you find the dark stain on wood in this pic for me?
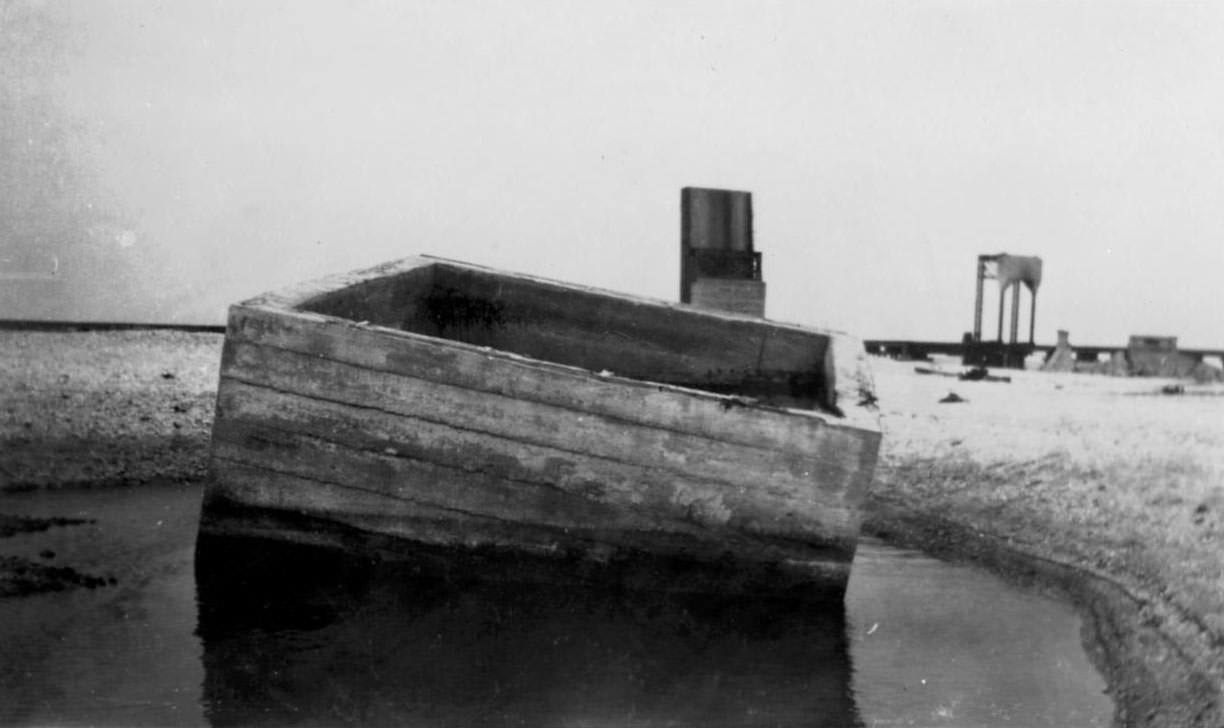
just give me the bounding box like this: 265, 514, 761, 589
422, 287, 508, 335
302, 263, 837, 414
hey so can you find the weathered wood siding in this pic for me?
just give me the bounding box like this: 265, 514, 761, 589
295, 264, 436, 331
203, 257, 881, 582
300, 262, 833, 411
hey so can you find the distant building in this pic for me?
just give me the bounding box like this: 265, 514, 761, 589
1127, 335, 1196, 378
679, 187, 765, 317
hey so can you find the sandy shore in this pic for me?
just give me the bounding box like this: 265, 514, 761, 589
0, 330, 218, 490
2, 331, 1222, 726
866, 356, 1224, 727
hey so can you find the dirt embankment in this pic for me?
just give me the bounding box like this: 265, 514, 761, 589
865, 357, 1224, 727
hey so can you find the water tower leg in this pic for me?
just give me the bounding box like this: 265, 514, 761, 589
997, 285, 1006, 343
1009, 283, 1021, 344
1029, 290, 1038, 345
973, 258, 985, 341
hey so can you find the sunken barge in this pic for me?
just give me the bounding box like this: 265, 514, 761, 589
198, 256, 881, 594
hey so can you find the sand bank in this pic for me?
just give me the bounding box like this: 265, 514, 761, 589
867, 356, 1224, 727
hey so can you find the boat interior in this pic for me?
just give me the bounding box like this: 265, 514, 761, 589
299, 261, 839, 414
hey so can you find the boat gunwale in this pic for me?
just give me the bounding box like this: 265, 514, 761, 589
229, 255, 881, 436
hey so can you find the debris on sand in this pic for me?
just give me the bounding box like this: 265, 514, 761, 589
938, 392, 966, 404
957, 366, 1011, 383
914, 366, 1010, 383
914, 366, 956, 378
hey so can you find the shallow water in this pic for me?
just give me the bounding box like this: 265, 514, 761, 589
846, 541, 1111, 726
0, 483, 1111, 727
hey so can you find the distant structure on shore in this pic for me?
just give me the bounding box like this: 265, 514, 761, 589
679, 187, 765, 317
1042, 331, 1222, 382
963, 253, 1043, 369
870, 330, 1223, 382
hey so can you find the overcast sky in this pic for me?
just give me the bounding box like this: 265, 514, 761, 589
2, 0, 1222, 346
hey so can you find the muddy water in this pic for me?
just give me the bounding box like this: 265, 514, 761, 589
0, 483, 1111, 727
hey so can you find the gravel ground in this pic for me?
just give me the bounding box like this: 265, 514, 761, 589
2, 331, 1222, 726
0, 330, 219, 489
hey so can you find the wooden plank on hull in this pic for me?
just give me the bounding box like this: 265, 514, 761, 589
213, 381, 861, 538
242, 254, 879, 437
421, 266, 827, 385
218, 341, 872, 514
223, 304, 879, 456
211, 433, 652, 537
204, 460, 857, 566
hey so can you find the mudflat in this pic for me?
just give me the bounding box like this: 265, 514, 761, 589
1, 330, 1221, 726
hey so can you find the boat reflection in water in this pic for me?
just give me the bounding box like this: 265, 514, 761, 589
195, 534, 862, 727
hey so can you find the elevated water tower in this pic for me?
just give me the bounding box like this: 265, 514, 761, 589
964, 253, 1042, 369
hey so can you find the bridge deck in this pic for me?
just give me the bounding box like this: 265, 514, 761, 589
864, 339, 1224, 361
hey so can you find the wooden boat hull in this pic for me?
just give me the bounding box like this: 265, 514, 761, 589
199, 256, 881, 593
